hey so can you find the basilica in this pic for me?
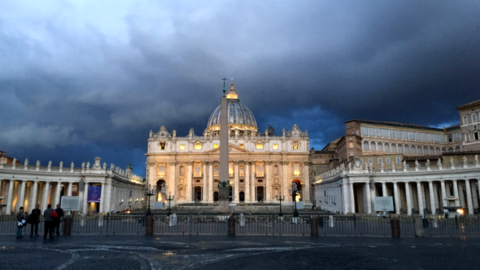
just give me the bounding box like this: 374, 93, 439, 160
146, 82, 311, 207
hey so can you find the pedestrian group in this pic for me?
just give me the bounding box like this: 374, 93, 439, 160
16, 204, 64, 239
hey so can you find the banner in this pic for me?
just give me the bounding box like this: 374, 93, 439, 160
61, 196, 80, 211
87, 185, 102, 203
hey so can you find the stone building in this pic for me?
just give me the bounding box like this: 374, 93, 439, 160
146, 82, 311, 207
0, 156, 144, 215
314, 98, 480, 215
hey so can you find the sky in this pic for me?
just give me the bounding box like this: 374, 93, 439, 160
1, 1, 479, 177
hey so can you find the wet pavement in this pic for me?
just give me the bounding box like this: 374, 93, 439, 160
1, 235, 479, 269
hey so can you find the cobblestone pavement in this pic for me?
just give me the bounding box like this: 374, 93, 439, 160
1, 235, 479, 270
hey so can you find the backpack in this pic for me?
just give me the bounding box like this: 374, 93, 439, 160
51, 210, 58, 219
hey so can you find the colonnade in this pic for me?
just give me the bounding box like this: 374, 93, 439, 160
351, 178, 480, 215
149, 160, 311, 205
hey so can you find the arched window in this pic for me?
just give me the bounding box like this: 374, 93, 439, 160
398, 144, 403, 153
411, 146, 416, 154
455, 146, 461, 152
448, 147, 453, 152
429, 147, 434, 155
391, 143, 396, 152
385, 143, 390, 152
371, 142, 376, 151
441, 147, 446, 153
418, 146, 422, 154
405, 145, 410, 154
364, 141, 369, 150
378, 142, 383, 152
435, 147, 440, 155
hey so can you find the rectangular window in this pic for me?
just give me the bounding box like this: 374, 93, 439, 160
378, 158, 382, 164
382, 129, 388, 138
402, 131, 408, 140
466, 134, 470, 142
396, 157, 401, 164
179, 144, 185, 150
348, 142, 354, 148
159, 142, 166, 150
473, 114, 477, 123
273, 144, 279, 150
475, 132, 479, 140
376, 128, 382, 137
194, 144, 202, 150
293, 141, 299, 150
361, 126, 368, 136
359, 159, 363, 165
368, 159, 373, 164
421, 133, 427, 141
386, 158, 390, 164
256, 144, 263, 150
213, 144, 219, 148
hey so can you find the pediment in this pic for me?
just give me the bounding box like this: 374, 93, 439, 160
207, 143, 251, 153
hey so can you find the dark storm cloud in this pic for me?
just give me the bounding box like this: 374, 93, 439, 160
1, 1, 479, 175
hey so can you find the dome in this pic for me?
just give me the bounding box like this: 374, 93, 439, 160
206, 82, 258, 132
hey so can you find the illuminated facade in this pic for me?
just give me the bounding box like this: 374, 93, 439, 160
146, 82, 311, 206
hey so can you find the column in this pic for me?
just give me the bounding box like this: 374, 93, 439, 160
99, 182, 106, 213
83, 183, 89, 214
245, 162, 250, 202
148, 162, 155, 191
54, 182, 62, 207
6, 180, 14, 214
428, 181, 436, 215
417, 182, 424, 215
364, 183, 371, 214
168, 162, 176, 198
208, 162, 213, 202
405, 182, 412, 215
67, 182, 73, 196
465, 179, 474, 215
202, 163, 207, 202
453, 180, 459, 206
382, 182, 387, 196
30, 181, 38, 212
303, 162, 310, 204
349, 182, 355, 213
42, 181, 50, 210
282, 162, 288, 202
253, 162, 258, 202
17, 180, 26, 211
187, 163, 192, 202
440, 181, 446, 209
393, 182, 400, 214
234, 162, 239, 203
265, 162, 270, 202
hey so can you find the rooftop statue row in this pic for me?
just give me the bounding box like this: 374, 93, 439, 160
0, 156, 141, 181
149, 124, 308, 140
317, 155, 480, 181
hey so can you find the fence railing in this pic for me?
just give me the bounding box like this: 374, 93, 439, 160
1, 214, 480, 237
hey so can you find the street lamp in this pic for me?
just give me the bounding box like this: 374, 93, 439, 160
289, 183, 300, 217
144, 188, 157, 216
276, 192, 285, 217
166, 192, 174, 216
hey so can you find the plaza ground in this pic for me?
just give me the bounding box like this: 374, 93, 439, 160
0, 235, 479, 269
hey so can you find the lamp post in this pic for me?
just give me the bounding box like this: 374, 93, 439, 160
276, 192, 285, 217
166, 192, 174, 216
289, 183, 300, 217
144, 188, 157, 216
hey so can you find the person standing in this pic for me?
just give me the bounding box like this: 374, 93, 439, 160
16, 207, 25, 239
43, 204, 55, 239
29, 204, 41, 237
54, 204, 64, 236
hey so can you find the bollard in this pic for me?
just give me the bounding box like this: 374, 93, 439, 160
228, 214, 236, 236
63, 216, 72, 236
414, 215, 425, 237
391, 218, 400, 238
145, 215, 154, 235
310, 216, 319, 237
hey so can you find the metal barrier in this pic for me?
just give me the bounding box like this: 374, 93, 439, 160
1, 213, 480, 237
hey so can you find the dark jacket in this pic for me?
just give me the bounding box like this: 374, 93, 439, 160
30, 208, 41, 223
43, 209, 54, 221
16, 211, 25, 221
55, 208, 64, 220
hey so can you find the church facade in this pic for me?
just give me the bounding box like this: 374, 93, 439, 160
146, 82, 311, 206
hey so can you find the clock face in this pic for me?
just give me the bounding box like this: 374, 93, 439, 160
160, 132, 165, 137
292, 131, 299, 137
